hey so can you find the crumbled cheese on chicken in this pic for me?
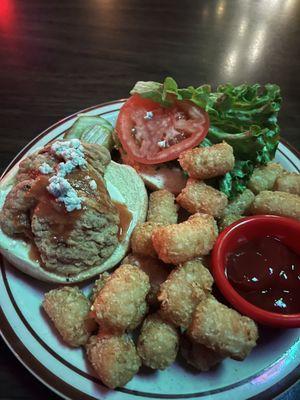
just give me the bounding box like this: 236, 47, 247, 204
51, 139, 87, 171
47, 176, 83, 212
89, 179, 97, 190
39, 162, 53, 175
57, 160, 76, 178
45, 139, 89, 211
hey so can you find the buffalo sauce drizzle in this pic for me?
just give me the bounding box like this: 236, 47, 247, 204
26, 167, 132, 263
69, 168, 132, 241
113, 201, 132, 241
28, 242, 42, 263
28, 175, 81, 243
226, 236, 300, 314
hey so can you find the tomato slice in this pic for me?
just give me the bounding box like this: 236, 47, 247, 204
115, 94, 210, 164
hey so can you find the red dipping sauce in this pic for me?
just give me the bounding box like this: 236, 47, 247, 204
226, 236, 300, 314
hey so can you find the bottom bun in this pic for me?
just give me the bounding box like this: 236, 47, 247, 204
0, 161, 148, 283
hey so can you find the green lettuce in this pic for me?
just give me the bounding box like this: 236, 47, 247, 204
219, 160, 254, 199
131, 78, 282, 199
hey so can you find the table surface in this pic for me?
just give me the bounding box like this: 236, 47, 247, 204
0, 0, 299, 399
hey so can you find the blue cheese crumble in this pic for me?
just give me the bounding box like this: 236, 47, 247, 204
46, 139, 88, 211
51, 139, 87, 173
47, 176, 83, 212
144, 111, 153, 120
39, 162, 53, 175
89, 179, 97, 190
57, 160, 76, 178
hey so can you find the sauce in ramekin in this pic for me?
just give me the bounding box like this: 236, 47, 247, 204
226, 236, 300, 314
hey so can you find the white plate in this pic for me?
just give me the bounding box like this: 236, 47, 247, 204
0, 100, 299, 400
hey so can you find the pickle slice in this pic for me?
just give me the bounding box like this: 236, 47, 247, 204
65, 115, 114, 151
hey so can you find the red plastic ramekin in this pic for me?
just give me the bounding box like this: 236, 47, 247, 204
211, 215, 300, 328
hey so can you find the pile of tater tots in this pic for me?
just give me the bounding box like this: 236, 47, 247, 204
43, 142, 300, 389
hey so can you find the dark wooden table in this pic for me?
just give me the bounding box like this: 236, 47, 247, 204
0, 1, 299, 399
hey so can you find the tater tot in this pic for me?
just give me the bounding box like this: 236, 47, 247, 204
137, 313, 179, 370
247, 162, 284, 194
43, 287, 96, 347
122, 253, 171, 306
147, 189, 178, 225
273, 172, 300, 195
90, 272, 110, 302
180, 335, 224, 371
223, 189, 255, 216
251, 190, 300, 220
176, 179, 228, 218
219, 214, 243, 231
158, 259, 213, 328
92, 264, 150, 332
152, 213, 218, 264
131, 221, 162, 257
86, 332, 141, 388
188, 296, 258, 361
179, 142, 235, 180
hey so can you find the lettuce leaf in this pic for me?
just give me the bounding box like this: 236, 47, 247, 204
219, 160, 254, 199
131, 78, 282, 199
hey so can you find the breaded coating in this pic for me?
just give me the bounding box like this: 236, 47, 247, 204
219, 214, 243, 231
158, 259, 213, 328
147, 189, 178, 225
91, 264, 150, 332
180, 335, 224, 371
131, 221, 162, 257
0, 179, 37, 238
176, 179, 228, 218
152, 213, 218, 264
247, 162, 284, 194
179, 142, 234, 180
188, 296, 259, 361
251, 190, 300, 221
274, 172, 300, 195
86, 332, 141, 388
122, 253, 171, 306
137, 313, 179, 370
43, 287, 96, 347
223, 189, 255, 216
90, 272, 110, 303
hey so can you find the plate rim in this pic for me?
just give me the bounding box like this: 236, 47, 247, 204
0, 100, 299, 400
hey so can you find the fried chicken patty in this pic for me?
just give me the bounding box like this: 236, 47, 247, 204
0, 141, 120, 276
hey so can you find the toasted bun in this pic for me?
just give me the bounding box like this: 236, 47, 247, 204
0, 161, 148, 283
